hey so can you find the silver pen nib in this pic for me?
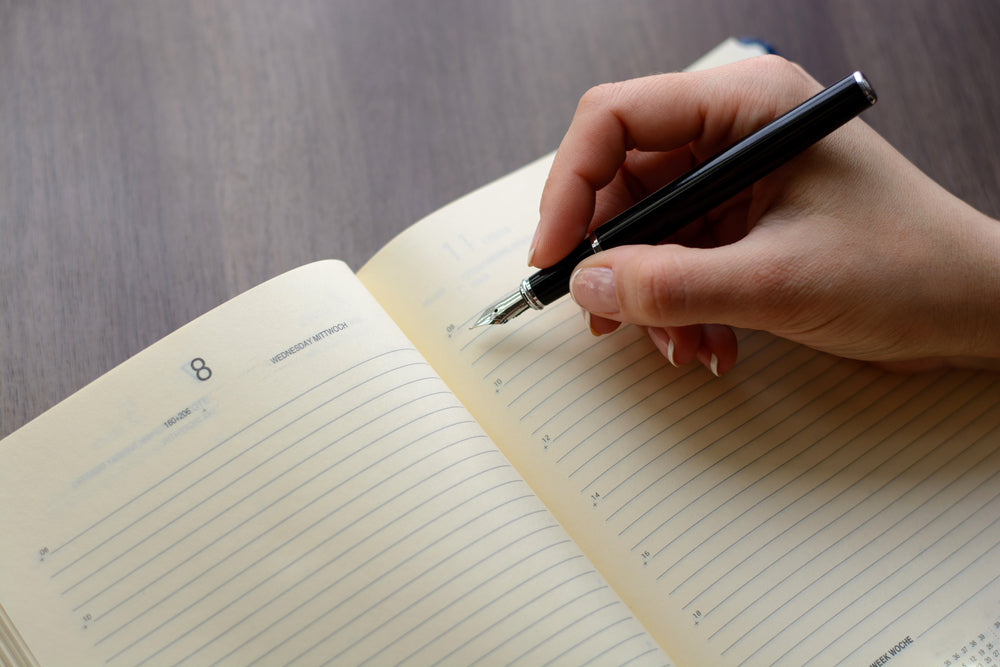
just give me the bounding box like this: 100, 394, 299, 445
470, 278, 545, 328
471, 289, 530, 328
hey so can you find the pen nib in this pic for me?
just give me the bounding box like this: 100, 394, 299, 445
470, 289, 531, 328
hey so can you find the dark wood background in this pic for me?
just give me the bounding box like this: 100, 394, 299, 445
2, 1, 999, 438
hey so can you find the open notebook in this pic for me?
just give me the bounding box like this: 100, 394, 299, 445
4, 38, 1000, 667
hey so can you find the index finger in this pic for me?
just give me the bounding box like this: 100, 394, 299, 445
531, 55, 819, 268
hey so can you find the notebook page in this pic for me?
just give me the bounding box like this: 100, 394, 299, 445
358, 154, 1000, 666
0, 260, 668, 667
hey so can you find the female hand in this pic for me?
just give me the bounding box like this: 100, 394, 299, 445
531, 56, 1000, 375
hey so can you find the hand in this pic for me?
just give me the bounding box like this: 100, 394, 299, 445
531, 56, 1000, 375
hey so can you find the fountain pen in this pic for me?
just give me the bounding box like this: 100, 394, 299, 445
471, 71, 877, 328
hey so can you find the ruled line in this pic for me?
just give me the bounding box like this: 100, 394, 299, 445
93, 414, 472, 645
36, 342, 534, 666
480, 311, 580, 378
918, 568, 1000, 639
628, 366, 882, 572
241, 504, 555, 667
47, 349, 414, 558
360, 544, 576, 665
623, 364, 871, 552
53, 353, 426, 582
110, 447, 501, 664
546, 350, 671, 443
455, 280, 1000, 667
823, 542, 1000, 667
502, 600, 620, 664
795, 487, 1000, 666
461, 298, 574, 356
429, 570, 595, 666
540, 610, 639, 667
502, 327, 593, 391
563, 356, 693, 474
703, 376, 988, 640
661, 373, 911, 590
591, 335, 784, 488
598, 340, 813, 525
680, 375, 946, 614
577, 632, 658, 667
509, 334, 645, 411
378, 556, 593, 666
229, 497, 547, 666
602, 345, 819, 534
473, 589, 613, 664
65, 375, 442, 603
729, 419, 1000, 665
295, 520, 559, 667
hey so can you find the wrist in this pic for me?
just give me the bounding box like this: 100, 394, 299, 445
954, 207, 1000, 365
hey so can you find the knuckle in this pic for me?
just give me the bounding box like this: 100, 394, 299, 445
620, 251, 689, 325
755, 54, 820, 97
752, 53, 799, 78
577, 81, 625, 115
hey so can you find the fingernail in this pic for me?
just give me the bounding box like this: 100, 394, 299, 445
570, 267, 619, 314
528, 227, 540, 267
647, 327, 676, 366
709, 353, 720, 377
582, 309, 600, 336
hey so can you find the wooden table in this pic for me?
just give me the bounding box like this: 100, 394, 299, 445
3, 0, 999, 438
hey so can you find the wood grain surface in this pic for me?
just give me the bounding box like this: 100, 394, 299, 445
2, 0, 999, 437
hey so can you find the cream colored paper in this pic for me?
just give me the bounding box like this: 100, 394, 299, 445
359, 150, 1000, 666
0, 261, 667, 667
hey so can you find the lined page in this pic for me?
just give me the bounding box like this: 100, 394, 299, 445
0, 261, 668, 667
359, 155, 1000, 666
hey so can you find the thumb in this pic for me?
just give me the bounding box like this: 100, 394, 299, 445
568, 242, 792, 330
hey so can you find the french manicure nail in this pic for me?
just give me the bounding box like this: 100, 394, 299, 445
570, 267, 619, 314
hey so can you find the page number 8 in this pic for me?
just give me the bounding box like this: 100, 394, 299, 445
190, 357, 212, 381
